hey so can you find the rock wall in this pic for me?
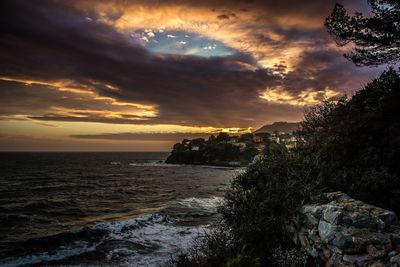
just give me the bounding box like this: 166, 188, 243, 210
292, 192, 400, 266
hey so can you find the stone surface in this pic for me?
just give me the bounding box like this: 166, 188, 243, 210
291, 192, 400, 266
319, 220, 340, 242
391, 255, 400, 266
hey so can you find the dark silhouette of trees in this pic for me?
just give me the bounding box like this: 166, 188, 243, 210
297, 69, 400, 213
325, 0, 400, 66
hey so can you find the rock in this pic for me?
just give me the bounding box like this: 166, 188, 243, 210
305, 212, 320, 226
332, 232, 353, 249
390, 255, 400, 266
303, 204, 323, 219
319, 220, 340, 242
370, 261, 386, 267
377, 211, 398, 228
367, 244, 386, 258
343, 254, 370, 265
350, 212, 378, 229
324, 205, 344, 224
298, 230, 310, 248
292, 192, 400, 267
323, 248, 332, 258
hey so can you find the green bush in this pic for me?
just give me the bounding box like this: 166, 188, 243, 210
223, 253, 259, 267
170, 69, 400, 267
168, 222, 235, 267
297, 68, 400, 213
271, 247, 308, 267
220, 144, 321, 261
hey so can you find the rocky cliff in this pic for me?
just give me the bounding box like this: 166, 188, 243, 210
291, 192, 400, 266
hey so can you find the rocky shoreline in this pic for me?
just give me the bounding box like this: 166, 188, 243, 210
291, 192, 400, 266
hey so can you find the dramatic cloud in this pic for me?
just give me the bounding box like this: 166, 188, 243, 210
0, 0, 388, 150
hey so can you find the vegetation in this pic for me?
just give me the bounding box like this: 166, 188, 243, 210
165, 132, 263, 166
169, 67, 400, 267
297, 68, 400, 214
169, 1, 400, 266
325, 0, 400, 66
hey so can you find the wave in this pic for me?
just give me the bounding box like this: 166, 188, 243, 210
0, 197, 221, 267
128, 162, 179, 167
0, 241, 97, 267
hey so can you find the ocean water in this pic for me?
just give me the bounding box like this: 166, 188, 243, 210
0, 152, 242, 267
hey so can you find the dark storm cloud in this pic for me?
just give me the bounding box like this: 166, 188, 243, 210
279, 49, 385, 97
0, 0, 381, 128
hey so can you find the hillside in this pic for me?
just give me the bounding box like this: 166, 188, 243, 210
254, 121, 300, 134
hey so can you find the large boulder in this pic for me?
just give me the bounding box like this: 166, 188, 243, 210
291, 192, 400, 266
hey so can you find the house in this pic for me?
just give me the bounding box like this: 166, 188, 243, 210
191, 145, 200, 151
256, 144, 266, 152
233, 142, 246, 152
182, 139, 191, 147
253, 135, 263, 143
227, 137, 239, 144
285, 143, 296, 149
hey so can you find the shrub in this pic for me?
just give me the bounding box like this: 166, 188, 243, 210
220, 144, 321, 262
170, 69, 400, 267
297, 68, 400, 213
271, 247, 308, 267
168, 222, 235, 267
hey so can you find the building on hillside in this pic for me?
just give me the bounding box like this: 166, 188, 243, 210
252, 154, 264, 164
182, 139, 190, 147
227, 137, 239, 144
191, 145, 200, 151
253, 135, 263, 143
233, 142, 246, 152
256, 144, 266, 152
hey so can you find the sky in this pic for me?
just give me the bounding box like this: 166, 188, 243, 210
0, 0, 387, 151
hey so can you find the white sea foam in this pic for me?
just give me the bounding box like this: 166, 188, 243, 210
171, 196, 224, 213
128, 162, 180, 167
0, 241, 97, 267
0, 197, 220, 267
104, 217, 207, 266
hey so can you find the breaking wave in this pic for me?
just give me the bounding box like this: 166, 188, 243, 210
0, 197, 222, 267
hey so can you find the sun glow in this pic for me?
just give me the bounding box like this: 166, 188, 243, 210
260, 86, 341, 106
0, 77, 159, 118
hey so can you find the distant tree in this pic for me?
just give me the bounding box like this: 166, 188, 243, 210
172, 142, 184, 152
325, 0, 400, 66
208, 134, 216, 144
216, 132, 230, 143
238, 133, 254, 142
191, 138, 206, 146
297, 68, 400, 213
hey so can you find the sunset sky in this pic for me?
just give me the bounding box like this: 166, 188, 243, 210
0, 0, 386, 151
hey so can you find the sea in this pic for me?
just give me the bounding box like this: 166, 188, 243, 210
0, 152, 243, 267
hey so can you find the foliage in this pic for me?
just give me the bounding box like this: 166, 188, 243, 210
325, 0, 400, 66
170, 1, 400, 260
166, 132, 261, 166
167, 222, 235, 267
170, 69, 400, 267
169, 143, 321, 266
223, 253, 260, 267
220, 144, 321, 262
296, 68, 400, 213
271, 247, 308, 267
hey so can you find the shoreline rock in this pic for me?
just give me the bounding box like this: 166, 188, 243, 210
291, 192, 400, 266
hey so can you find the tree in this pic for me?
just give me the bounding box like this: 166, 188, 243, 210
297, 68, 400, 213
216, 132, 230, 143
238, 133, 253, 142
325, 0, 400, 66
